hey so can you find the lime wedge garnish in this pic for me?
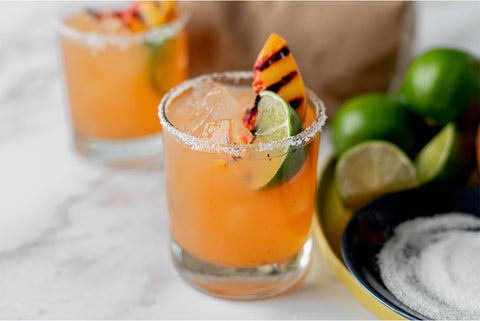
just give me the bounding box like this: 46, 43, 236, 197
249, 90, 304, 190
335, 141, 419, 210
254, 91, 302, 143
147, 42, 167, 93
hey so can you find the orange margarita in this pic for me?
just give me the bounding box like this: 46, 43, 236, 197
160, 33, 326, 299
166, 86, 319, 267
58, 1, 188, 163
160, 72, 325, 299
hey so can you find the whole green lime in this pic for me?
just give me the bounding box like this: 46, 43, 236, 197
331, 93, 415, 155
397, 48, 480, 126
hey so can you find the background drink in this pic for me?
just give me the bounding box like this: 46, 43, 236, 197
160, 72, 326, 298
59, 6, 188, 164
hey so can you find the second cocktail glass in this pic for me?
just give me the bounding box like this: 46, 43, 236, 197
58, 4, 188, 165
159, 71, 326, 299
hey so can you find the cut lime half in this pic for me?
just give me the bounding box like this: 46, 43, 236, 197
249, 90, 304, 190
335, 141, 419, 210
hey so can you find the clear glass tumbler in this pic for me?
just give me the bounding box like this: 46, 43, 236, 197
58, 6, 188, 166
159, 71, 326, 299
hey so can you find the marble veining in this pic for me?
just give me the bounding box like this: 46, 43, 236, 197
0, 169, 170, 319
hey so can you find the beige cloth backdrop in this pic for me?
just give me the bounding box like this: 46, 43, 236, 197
178, 1, 415, 118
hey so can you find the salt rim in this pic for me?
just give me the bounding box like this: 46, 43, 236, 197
56, 6, 189, 48
158, 71, 327, 156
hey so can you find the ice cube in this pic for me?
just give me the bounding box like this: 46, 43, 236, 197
97, 16, 129, 34
201, 119, 253, 144
166, 81, 250, 139
65, 12, 129, 34
65, 12, 98, 32
166, 80, 217, 135
201, 120, 232, 144
202, 84, 244, 121
232, 121, 253, 144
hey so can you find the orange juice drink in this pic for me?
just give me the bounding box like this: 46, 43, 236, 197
58, 1, 188, 164
159, 71, 326, 299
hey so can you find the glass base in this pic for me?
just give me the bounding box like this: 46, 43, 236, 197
171, 238, 312, 300
73, 132, 163, 167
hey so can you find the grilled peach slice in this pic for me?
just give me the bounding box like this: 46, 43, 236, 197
119, 1, 177, 32
252, 33, 307, 122
137, 1, 176, 27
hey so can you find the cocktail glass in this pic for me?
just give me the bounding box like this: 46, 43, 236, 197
58, 6, 188, 165
159, 71, 326, 299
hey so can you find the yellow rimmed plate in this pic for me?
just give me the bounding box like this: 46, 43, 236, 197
312, 155, 405, 320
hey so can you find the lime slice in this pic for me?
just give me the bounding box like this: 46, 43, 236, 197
249, 90, 303, 190
335, 141, 419, 210
415, 122, 471, 184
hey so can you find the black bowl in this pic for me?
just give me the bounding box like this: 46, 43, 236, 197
341, 186, 480, 320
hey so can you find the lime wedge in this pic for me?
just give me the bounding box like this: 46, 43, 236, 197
335, 141, 419, 210
147, 42, 167, 93
254, 91, 302, 143
249, 90, 304, 190
415, 122, 471, 184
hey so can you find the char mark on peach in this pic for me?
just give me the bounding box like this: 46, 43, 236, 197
254, 46, 290, 72
86, 8, 102, 19
266, 71, 298, 93
243, 95, 261, 132
289, 97, 304, 110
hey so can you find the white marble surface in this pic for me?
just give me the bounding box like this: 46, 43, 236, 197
0, 2, 479, 319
